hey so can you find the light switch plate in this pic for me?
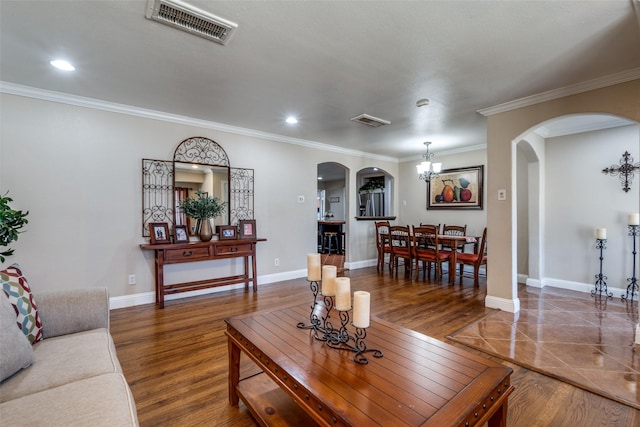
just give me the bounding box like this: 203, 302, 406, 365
297, 195, 305, 203
498, 189, 506, 201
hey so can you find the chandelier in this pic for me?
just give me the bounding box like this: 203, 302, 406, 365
416, 142, 442, 182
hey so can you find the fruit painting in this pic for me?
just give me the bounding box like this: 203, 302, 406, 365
427, 165, 484, 210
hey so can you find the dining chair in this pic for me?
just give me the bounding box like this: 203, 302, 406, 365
455, 227, 487, 287
419, 223, 441, 234
388, 225, 413, 276
412, 225, 453, 282
442, 224, 468, 252
374, 221, 391, 272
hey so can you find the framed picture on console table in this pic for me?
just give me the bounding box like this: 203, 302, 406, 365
217, 225, 237, 240
149, 222, 171, 244
239, 220, 256, 239
174, 225, 189, 243
427, 165, 484, 210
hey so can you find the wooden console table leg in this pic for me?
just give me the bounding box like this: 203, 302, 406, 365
251, 252, 258, 292
488, 400, 508, 427
156, 251, 165, 309
228, 338, 241, 406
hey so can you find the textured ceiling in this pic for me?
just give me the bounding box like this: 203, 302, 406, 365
1, 1, 639, 160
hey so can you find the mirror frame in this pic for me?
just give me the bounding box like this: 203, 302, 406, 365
173, 137, 230, 232
142, 136, 254, 238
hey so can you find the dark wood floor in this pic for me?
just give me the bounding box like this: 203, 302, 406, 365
110, 267, 639, 426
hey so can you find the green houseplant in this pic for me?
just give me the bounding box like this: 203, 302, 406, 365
179, 190, 226, 242
0, 192, 29, 263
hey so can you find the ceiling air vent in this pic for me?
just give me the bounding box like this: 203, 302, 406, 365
350, 114, 390, 128
145, 0, 238, 45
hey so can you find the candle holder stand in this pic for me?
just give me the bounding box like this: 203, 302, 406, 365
297, 279, 383, 364
622, 225, 639, 301
326, 307, 383, 365
592, 238, 612, 298
296, 280, 324, 335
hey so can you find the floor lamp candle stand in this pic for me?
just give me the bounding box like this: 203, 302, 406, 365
592, 238, 612, 298
622, 225, 639, 301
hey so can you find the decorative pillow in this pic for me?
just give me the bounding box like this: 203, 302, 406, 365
1, 263, 43, 344
0, 292, 35, 381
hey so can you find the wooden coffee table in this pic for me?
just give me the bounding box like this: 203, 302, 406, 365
226, 304, 513, 426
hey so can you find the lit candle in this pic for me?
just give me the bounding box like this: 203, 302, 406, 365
334, 277, 351, 311
596, 228, 607, 240
353, 291, 370, 328
321, 265, 337, 296
629, 213, 640, 226
307, 253, 321, 281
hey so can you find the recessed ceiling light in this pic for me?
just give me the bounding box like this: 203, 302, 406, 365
286, 116, 298, 124
317, 176, 323, 180
50, 59, 75, 71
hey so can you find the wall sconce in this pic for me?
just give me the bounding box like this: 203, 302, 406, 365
416, 142, 442, 182
602, 151, 639, 192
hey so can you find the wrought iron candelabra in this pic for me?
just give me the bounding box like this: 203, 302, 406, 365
622, 225, 639, 301
296, 280, 383, 364
592, 238, 612, 298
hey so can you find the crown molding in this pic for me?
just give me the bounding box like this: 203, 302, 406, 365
477, 68, 640, 116
0, 81, 397, 163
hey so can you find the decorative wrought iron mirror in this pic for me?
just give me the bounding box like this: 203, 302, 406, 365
142, 137, 254, 237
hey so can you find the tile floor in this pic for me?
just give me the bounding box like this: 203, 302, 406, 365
448, 285, 640, 409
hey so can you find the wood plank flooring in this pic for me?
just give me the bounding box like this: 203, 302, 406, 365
110, 267, 639, 426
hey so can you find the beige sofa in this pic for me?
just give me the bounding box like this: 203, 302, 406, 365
0, 288, 138, 426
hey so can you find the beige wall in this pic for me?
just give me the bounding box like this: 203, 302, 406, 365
486, 79, 640, 307
0, 93, 398, 306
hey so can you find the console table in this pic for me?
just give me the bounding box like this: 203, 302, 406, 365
140, 238, 266, 308
226, 303, 513, 426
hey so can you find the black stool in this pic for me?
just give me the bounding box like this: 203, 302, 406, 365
323, 231, 340, 254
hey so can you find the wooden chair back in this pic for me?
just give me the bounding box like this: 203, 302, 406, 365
388, 225, 413, 275
442, 224, 468, 251
374, 221, 391, 272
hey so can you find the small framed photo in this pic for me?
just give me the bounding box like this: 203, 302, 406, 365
149, 222, 171, 244
239, 220, 256, 239
174, 225, 189, 243
217, 225, 237, 240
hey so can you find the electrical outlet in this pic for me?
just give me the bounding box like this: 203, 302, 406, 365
274, 258, 280, 267
297, 195, 305, 203
128, 274, 136, 285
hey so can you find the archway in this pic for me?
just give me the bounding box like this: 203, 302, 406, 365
512, 113, 638, 304
317, 162, 348, 268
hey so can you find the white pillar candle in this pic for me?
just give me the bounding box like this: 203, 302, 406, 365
596, 228, 607, 240
353, 291, 370, 328
629, 213, 640, 226
334, 277, 351, 311
307, 253, 321, 281
321, 265, 337, 296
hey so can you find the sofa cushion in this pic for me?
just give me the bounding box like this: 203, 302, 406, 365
1, 263, 43, 344
0, 292, 35, 382
0, 373, 138, 426
0, 328, 122, 403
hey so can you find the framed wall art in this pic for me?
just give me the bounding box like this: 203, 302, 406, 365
149, 222, 171, 244
427, 165, 484, 210
217, 225, 238, 240
239, 220, 256, 239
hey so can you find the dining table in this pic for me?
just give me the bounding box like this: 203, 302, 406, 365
380, 230, 478, 283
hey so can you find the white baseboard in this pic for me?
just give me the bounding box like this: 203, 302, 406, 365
525, 278, 543, 288
485, 295, 520, 313
108, 262, 384, 310
543, 277, 626, 297
517, 274, 528, 284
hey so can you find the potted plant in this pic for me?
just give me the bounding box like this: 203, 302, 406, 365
179, 190, 226, 242
0, 192, 29, 263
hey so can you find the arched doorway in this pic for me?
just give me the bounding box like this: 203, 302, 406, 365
513, 113, 638, 302
317, 162, 348, 270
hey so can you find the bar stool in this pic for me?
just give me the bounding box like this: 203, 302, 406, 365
323, 231, 340, 254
